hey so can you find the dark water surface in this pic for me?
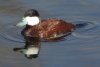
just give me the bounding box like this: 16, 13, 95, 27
0, 0, 100, 67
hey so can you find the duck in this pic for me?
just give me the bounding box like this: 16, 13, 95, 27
16, 9, 76, 41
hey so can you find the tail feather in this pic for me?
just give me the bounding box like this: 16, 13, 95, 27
72, 21, 98, 39
75, 21, 97, 29
75, 23, 87, 28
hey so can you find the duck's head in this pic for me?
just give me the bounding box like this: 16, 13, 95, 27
17, 9, 40, 27
13, 45, 40, 59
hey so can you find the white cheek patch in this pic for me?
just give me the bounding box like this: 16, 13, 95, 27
25, 16, 40, 26
25, 47, 39, 55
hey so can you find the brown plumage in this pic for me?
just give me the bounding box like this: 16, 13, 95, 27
21, 18, 76, 41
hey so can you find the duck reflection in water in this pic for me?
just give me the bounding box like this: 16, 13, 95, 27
14, 9, 77, 59
13, 37, 40, 59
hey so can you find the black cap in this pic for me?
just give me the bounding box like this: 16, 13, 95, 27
24, 9, 39, 17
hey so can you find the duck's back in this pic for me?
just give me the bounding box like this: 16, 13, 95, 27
38, 18, 76, 40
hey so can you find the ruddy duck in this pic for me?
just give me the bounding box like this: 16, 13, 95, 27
17, 9, 76, 41
15, 9, 88, 59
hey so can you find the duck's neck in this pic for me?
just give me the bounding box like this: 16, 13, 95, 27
25, 16, 40, 26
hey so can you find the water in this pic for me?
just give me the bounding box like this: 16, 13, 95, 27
0, 0, 100, 67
